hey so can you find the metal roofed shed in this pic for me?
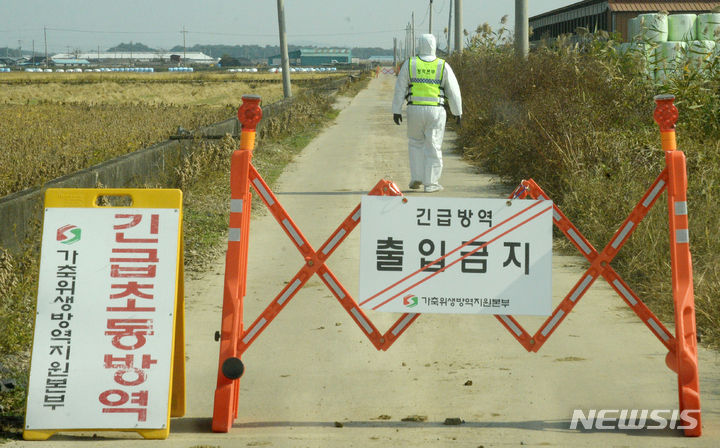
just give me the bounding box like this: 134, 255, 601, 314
300, 48, 351, 66
267, 48, 351, 66
50, 52, 216, 65
530, 0, 720, 42
52, 59, 91, 66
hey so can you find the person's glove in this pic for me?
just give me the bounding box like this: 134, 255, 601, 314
456, 115, 462, 127
393, 113, 402, 125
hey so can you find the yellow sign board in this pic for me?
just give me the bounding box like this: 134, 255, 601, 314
24, 189, 185, 440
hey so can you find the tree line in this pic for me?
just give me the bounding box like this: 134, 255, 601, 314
106, 42, 393, 60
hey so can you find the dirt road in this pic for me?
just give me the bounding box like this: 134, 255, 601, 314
8, 75, 720, 447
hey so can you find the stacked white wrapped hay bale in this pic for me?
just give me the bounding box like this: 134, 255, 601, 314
697, 12, 720, 41
655, 41, 687, 82
696, 12, 720, 72
637, 13, 669, 43
624, 13, 667, 77
656, 15, 692, 82
668, 14, 696, 41
687, 39, 716, 73
626, 41, 655, 75
627, 10, 720, 83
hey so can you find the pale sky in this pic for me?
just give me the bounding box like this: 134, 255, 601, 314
2, 1, 578, 53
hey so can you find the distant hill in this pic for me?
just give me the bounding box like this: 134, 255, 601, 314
349, 47, 394, 59
0, 47, 24, 58
169, 44, 295, 60
107, 42, 158, 52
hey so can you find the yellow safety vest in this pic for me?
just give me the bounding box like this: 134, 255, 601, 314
407, 56, 446, 106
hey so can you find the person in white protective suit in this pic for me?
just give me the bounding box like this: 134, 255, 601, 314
392, 33, 462, 193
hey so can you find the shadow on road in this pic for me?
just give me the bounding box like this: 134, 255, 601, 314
168, 416, 687, 438
276, 191, 370, 196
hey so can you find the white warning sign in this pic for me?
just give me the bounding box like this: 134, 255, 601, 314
359, 196, 553, 315
25, 207, 180, 430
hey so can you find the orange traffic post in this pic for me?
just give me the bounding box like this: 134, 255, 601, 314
212, 95, 262, 433
654, 94, 702, 436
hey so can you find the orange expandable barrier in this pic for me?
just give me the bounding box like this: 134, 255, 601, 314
211, 94, 701, 437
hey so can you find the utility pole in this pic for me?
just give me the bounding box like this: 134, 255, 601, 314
405, 23, 410, 59
277, 0, 292, 98
32, 40, 35, 64
18, 40, 21, 58
411, 11, 415, 57
447, 0, 453, 53
181, 26, 188, 65
98, 44, 101, 64
393, 37, 397, 67
429, 0, 433, 34
454, 0, 463, 53
515, 0, 529, 58
44, 26, 48, 68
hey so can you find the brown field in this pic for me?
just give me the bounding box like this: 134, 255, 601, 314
0, 71, 343, 106
0, 72, 344, 197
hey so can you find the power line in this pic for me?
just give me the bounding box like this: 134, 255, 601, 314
11, 26, 406, 38
290, 28, 405, 37
0, 28, 40, 34
45, 27, 169, 35
436, 0, 448, 16
416, 2, 431, 29
4, 25, 407, 53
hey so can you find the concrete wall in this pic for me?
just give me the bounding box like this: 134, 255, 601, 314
0, 140, 185, 252
0, 117, 239, 253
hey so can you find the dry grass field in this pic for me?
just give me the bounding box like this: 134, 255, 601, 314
0, 71, 344, 197
0, 71, 341, 106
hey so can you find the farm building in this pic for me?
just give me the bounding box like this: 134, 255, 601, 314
268, 50, 301, 66
530, 0, 720, 42
52, 58, 91, 67
267, 48, 351, 66
50, 51, 216, 65
0, 57, 18, 66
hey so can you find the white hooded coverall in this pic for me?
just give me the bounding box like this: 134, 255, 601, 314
392, 34, 462, 191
